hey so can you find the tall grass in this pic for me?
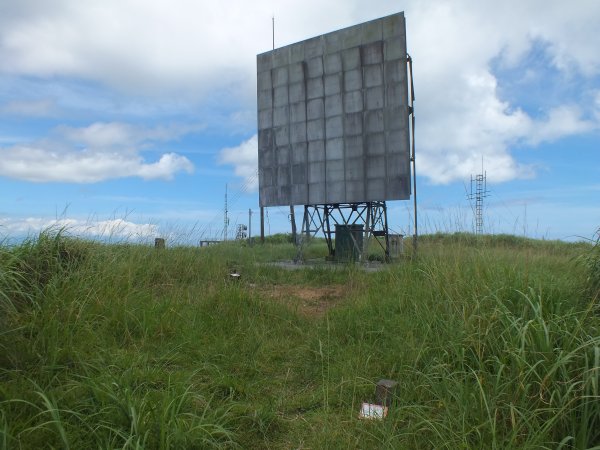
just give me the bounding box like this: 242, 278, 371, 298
0, 230, 598, 448
578, 228, 600, 298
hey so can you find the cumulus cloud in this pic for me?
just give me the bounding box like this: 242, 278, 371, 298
405, 1, 600, 184
0, 122, 195, 182
1, 0, 599, 185
526, 105, 597, 145
0, 0, 357, 97
1, 1, 597, 91
0, 217, 158, 240
218, 135, 258, 191
0, 98, 56, 117
221, 0, 600, 186
592, 90, 600, 122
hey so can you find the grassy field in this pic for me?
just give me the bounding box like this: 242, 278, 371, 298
0, 231, 599, 449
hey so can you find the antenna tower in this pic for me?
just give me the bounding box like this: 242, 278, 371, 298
468, 170, 489, 235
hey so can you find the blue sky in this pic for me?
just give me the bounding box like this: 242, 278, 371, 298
0, 0, 598, 244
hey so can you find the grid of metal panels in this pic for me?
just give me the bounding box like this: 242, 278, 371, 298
257, 12, 410, 207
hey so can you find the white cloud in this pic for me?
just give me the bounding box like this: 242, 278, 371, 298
406, 1, 600, 184
0, 217, 158, 240
0, 122, 195, 183
0, 99, 56, 116
0, 0, 357, 97
218, 134, 258, 191
213, 0, 600, 187
136, 153, 194, 180
526, 105, 597, 145
593, 90, 600, 122
1, 0, 599, 185
57, 121, 200, 150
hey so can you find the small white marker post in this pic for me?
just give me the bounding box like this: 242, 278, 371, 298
358, 403, 388, 420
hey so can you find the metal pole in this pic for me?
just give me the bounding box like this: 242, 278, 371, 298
303, 206, 310, 238
408, 54, 417, 256
383, 202, 390, 261
363, 201, 371, 258
324, 206, 333, 257
290, 206, 297, 244
248, 208, 252, 242
224, 184, 228, 242
260, 206, 265, 243
412, 127, 417, 254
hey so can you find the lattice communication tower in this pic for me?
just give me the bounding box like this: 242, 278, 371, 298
468, 172, 489, 235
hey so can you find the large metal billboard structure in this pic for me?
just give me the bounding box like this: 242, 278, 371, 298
257, 12, 410, 207
256, 12, 415, 259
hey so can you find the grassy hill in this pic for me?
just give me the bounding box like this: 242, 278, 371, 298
1, 231, 598, 448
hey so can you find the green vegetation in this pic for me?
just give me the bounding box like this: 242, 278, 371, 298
1, 230, 598, 448
578, 229, 600, 296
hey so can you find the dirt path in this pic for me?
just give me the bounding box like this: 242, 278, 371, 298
256, 284, 348, 317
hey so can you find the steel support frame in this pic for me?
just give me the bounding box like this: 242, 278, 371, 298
301, 201, 390, 260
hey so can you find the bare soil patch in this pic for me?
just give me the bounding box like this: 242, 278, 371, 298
256, 284, 347, 317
